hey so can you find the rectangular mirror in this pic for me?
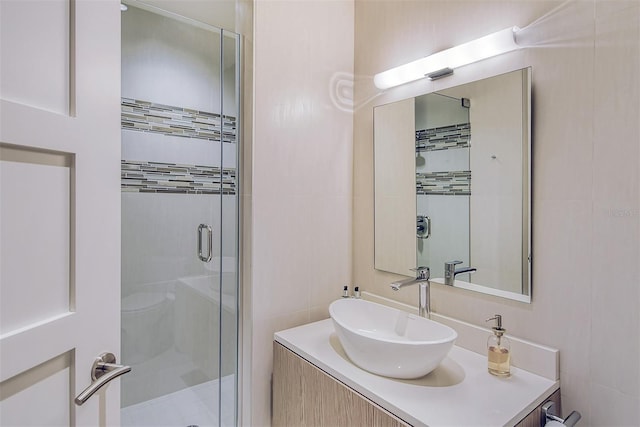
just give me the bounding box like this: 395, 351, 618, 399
374, 67, 531, 302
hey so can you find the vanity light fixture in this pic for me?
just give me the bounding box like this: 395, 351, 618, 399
373, 27, 521, 90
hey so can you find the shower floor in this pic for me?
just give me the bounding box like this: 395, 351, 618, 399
121, 375, 235, 427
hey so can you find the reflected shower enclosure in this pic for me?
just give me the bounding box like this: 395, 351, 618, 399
119, 4, 240, 427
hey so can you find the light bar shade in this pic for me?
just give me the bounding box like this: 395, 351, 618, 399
373, 27, 520, 90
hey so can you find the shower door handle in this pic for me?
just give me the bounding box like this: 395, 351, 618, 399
198, 224, 213, 262
75, 353, 131, 406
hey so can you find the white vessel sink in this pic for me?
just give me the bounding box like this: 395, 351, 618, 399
329, 298, 457, 379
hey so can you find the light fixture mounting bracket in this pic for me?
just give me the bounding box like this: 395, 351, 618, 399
426, 67, 454, 80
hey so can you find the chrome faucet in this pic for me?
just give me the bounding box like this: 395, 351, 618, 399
390, 266, 430, 318
444, 261, 477, 286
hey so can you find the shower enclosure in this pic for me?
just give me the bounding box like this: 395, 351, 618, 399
119, 4, 240, 426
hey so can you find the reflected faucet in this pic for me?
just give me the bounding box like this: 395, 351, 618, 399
390, 267, 430, 318
444, 261, 477, 286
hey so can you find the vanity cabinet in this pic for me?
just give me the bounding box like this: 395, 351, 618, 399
273, 343, 409, 426
273, 342, 561, 427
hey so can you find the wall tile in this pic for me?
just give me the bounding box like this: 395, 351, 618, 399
560, 376, 592, 426
251, 0, 354, 424
589, 383, 640, 427
252, 194, 311, 321
533, 199, 593, 388
591, 0, 640, 400
527, 34, 595, 203
590, 210, 639, 397
250, 310, 310, 426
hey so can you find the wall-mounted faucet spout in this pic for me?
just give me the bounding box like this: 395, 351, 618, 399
444, 261, 477, 286
390, 266, 430, 318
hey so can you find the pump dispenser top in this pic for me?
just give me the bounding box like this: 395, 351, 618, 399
487, 314, 505, 335
486, 314, 510, 377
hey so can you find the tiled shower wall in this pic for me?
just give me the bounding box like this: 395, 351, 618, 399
120, 98, 237, 196
121, 4, 239, 288
120, 98, 238, 289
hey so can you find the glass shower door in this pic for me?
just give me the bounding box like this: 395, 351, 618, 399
120, 3, 239, 426
219, 30, 240, 427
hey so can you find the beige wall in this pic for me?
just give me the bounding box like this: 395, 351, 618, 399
250, 0, 354, 425
354, 1, 639, 425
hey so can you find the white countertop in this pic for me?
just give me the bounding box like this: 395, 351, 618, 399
275, 319, 559, 427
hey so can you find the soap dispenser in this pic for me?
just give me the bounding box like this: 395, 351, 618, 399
486, 314, 510, 377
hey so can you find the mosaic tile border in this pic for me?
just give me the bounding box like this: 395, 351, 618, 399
121, 98, 237, 143
416, 171, 471, 195
416, 122, 470, 152
121, 160, 236, 195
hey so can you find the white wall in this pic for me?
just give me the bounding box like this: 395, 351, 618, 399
353, 1, 640, 425
251, 0, 354, 424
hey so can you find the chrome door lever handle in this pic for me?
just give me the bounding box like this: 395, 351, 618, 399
74, 352, 131, 406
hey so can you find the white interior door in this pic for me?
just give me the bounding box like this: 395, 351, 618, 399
0, 0, 122, 425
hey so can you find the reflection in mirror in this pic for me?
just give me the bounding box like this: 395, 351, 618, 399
374, 98, 416, 274
374, 68, 531, 302
416, 93, 471, 283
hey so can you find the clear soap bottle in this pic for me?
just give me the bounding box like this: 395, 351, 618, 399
486, 314, 510, 377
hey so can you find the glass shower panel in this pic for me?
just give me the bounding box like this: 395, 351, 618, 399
219, 30, 240, 427
120, 4, 239, 426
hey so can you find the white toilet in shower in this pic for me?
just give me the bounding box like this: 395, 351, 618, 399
121, 288, 174, 365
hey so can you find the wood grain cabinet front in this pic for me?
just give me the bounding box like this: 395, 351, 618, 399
273, 341, 560, 427
273, 342, 409, 427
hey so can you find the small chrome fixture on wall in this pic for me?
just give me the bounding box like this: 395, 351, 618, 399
417, 215, 431, 239
542, 401, 582, 427
374, 27, 521, 89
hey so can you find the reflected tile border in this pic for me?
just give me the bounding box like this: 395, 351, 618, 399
416, 171, 471, 195
416, 122, 470, 152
